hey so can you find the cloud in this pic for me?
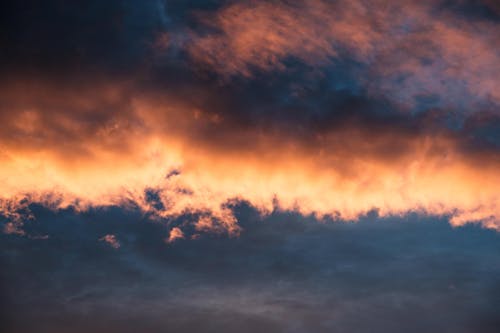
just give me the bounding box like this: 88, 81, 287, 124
2, 209, 500, 333
0, 78, 498, 235
187, 0, 375, 76
3, 222, 25, 236
186, 0, 500, 110
99, 234, 120, 249
0, 0, 499, 236
166, 227, 185, 243
1, 2, 500, 332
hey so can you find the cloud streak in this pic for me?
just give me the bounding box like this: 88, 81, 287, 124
187, 0, 500, 110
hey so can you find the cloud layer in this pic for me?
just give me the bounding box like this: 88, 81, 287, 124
0, 0, 499, 237
2, 207, 500, 332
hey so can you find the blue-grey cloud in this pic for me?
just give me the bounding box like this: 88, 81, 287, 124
1, 204, 500, 332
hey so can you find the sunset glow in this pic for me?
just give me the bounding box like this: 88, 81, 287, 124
1, 1, 500, 332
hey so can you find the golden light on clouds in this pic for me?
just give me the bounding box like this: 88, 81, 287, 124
1, 0, 500, 236
0, 79, 498, 235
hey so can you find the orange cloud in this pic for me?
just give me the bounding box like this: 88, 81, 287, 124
0, 78, 498, 237
188, 0, 376, 77
187, 0, 500, 108
166, 227, 185, 243
99, 234, 121, 249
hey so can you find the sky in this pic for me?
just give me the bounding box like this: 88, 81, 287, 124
0, 0, 499, 332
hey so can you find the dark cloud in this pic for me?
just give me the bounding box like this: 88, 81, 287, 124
439, 0, 500, 22
0, 1, 500, 331
1, 205, 500, 332
1, 0, 499, 138
0, 0, 165, 75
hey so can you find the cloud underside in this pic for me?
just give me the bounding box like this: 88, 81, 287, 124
0, 79, 498, 235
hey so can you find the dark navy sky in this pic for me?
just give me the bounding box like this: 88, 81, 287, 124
0, 1, 499, 332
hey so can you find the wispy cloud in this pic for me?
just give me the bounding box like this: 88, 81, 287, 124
187, 0, 500, 109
